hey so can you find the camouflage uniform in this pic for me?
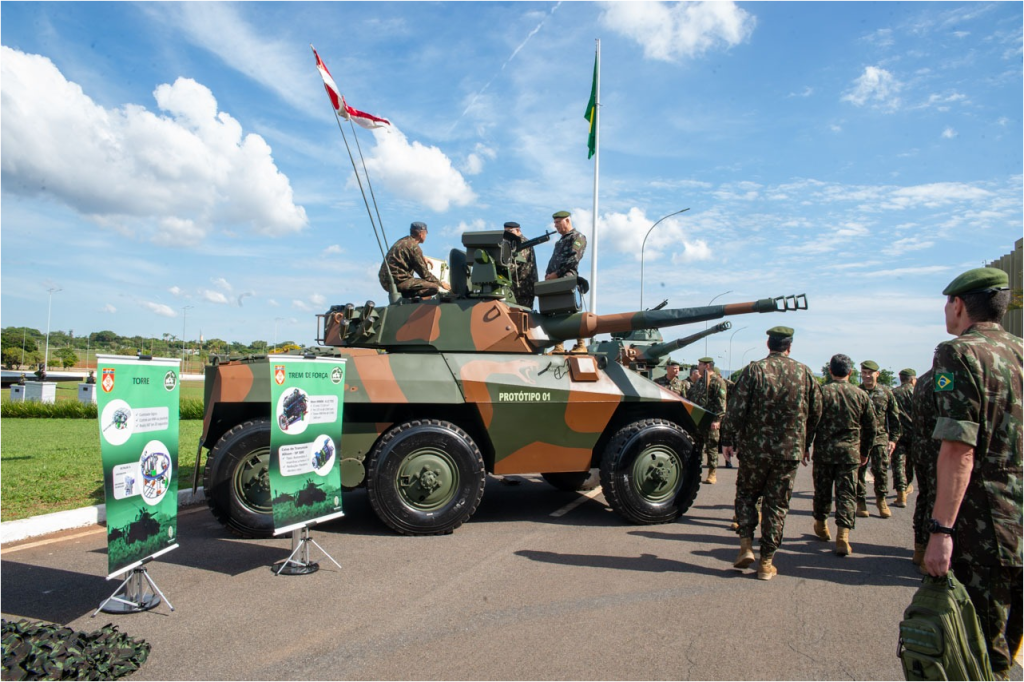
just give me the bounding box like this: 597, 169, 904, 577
379, 235, 443, 298
911, 369, 939, 547
545, 229, 587, 279
811, 381, 877, 530
723, 351, 822, 559
856, 383, 901, 503
688, 372, 728, 471
654, 374, 685, 395
502, 230, 537, 308
931, 321, 1023, 676
892, 380, 915, 492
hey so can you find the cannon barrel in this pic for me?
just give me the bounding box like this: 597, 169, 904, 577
538, 294, 808, 343
642, 321, 732, 361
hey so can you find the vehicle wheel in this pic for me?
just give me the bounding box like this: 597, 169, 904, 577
278, 414, 289, 431
541, 469, 601, 492
204, 418, 274, 538
366, 419, 486, 536
599, 418, 699, 525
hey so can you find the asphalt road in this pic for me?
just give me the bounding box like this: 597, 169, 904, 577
3, 465, 1019, 680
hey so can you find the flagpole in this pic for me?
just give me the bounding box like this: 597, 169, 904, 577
590, 39, 600, 315
346, 119, 389, 248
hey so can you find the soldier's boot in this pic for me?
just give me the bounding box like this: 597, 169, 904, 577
856, 500, 870, 518
728, 515, 739, 531
549, 342, 565, 354
905, 483, 914, 496
570, 339, 587, 354
703, 470, 717, 485
757, 555, 777, 581
835, 527, 852, 556
893, 490, 907, 508
733, 537, 755, 569
912, 543, 926, 566
813, 518, 831, 542
876, 495, 891, 518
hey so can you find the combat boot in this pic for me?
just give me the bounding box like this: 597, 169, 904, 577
570, 340, 587, 354
757, 555, 777, 581
728, 515, 739, 531
876, 495, 891, 518
893, 490, 907, 507
911, 543, 926, 566
813, 518, 831, 541
549, 342, 565, 354
856, 500, 870, 518
905, 483, 914, 496
835, 527, 852, 556
703, 470, 717, 485
733, 537, 755, 569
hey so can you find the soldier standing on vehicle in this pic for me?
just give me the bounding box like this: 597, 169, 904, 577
722, 327, 821, 580
856, 360, 901, 519
502, 221, 537, 308
687, 357, 728, 484
910, 368, 939, 571
806, 353, 876, 556
891, 368, 917, 508
923, 267, 1022, 680
379, 222, 450, 299
545, 211, 587, 353
655, 360, 685, 395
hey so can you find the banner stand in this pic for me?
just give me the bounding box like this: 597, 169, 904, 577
273, 524, 341, 576
93, 563, 174, 615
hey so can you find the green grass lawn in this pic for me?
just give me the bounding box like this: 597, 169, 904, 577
0, 419, 204, 522
1, 380, 205, 403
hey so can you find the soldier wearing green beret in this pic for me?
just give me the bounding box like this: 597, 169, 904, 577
654, 360, 685, 395
686, 356, 728, 484
891, 367, 918, 508
923, 267, 1022, 679
545, 211, 588, 353
856, 359, 902, 519
379, 222, 451, 298
722, 326, 821, 580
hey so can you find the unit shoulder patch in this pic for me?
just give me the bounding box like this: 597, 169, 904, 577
935, 372, 955, 392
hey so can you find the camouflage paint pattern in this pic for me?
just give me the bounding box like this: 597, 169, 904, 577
892, 380, 916, 491
911, 369, 940, 546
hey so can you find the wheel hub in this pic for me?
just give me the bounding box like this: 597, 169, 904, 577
396, 448, 458, 511
631, 446, 681, 503
234, 450, 272, 514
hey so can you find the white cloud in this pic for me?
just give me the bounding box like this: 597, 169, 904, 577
212, 278, 232, 292
363, 127, 476, 211
591, 207, 712, 265
142, 301, 177, 318
462, 143, 497, 176
202, 290, 231, 305
292, 299, 311, 312
941, 127, 958, 139
101, 304, 117, 314
884, 182, 990, 209
169, 286, 183, 297
310, 293, 326, 307
0, 47, 307, 244
842, 66, 902, 111
883, 236, 935, 257
788, 86, 814, 98
600, 1, 756, 62
323, 245, 344, 255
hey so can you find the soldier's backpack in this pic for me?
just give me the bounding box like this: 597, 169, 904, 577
897, 572, 994, 681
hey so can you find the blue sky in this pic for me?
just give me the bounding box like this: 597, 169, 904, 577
2, 1, 1021, 374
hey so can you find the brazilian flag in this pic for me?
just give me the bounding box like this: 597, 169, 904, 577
584, 54, 597, 159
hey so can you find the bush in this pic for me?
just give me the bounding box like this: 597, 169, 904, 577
1, 399, 203, 420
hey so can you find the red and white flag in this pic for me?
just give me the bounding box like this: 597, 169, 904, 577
311, 45, 391, 129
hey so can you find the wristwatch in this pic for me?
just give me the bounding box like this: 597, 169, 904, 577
927, 519, 955, 535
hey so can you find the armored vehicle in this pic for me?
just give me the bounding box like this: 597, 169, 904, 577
198, 229, 807, 537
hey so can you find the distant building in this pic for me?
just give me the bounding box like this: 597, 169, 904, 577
988, 237, 1023, 337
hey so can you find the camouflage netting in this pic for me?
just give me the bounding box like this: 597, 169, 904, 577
1, 619, 150, 680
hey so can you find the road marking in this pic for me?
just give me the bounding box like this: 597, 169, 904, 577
550, 486, 605, 518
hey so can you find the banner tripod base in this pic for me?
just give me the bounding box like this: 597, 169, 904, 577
93, 566, 173, 615
273, 526, 341, 576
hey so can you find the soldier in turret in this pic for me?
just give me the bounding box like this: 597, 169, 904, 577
654, 360, 685, 395
545, 211, 587, 353
502, 221, 537, 308
379, 222, 450, 299
856, 360, 902, 518
687, 356, 728, 484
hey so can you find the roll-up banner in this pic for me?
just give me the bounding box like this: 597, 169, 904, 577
95, 355, 180, 579
268, 356, 346, 534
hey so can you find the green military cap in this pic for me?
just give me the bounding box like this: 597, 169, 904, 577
899, 368, 917, 378
698, 356, 714, 364
552, 210, 571, 219
942, 267, 1009, 297
666, 360, 680, 367
861, 360, 880, 371
766, 326, 794, 339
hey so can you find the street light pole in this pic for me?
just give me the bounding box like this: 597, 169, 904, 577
741, 346, 758, 367
44, 287, 61, 371
728, 325, 748, 374
705, 290, 733, 357
181, 305, 193, 372
640, 208, 689, 309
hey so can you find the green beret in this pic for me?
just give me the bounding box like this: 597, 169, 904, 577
942, 267, 1009, 297
666, 360, 680, 367
552, 210, 571, 219
766, 326, 794, 339
899, 368, 917, 378
698, 356, 714, 364
860, 360, 879, 371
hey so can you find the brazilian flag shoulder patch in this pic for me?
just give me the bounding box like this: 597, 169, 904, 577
935, 372, 955, 392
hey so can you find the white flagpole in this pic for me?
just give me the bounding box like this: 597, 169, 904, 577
590, 39, 600, 315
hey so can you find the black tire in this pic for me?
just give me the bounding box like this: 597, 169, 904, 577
599, 418, 699, 525
366, 419, 486, 536
541, 469, 601, 492
204, 418, 274, 538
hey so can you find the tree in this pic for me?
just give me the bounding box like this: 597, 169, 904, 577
2, 347, 22, 370
878, 368, 896, 388
55, 347, 79, 369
